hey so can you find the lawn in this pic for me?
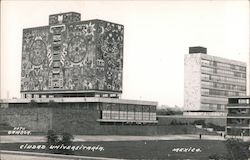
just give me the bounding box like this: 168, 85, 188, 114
0, 140, 229, 159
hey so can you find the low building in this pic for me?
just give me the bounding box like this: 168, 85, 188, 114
0, 97, 157, 135
184, 46, 247, 116
226, 97, 250, 136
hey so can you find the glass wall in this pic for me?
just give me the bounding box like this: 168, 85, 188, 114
100, 103, 157, 122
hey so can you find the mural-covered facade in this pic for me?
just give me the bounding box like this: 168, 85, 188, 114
21, 12, 124, 95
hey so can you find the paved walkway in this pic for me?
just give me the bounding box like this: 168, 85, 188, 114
0, 150, 121, 160
0, 134, 226, 143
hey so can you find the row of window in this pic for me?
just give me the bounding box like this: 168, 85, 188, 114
201, 97, 228, 104
201, 73, 246, 84
201, 81, 246, 91
201, 59, 246, 72
238, 99, 250, 104
201, 88, 245, 97
24, 94, 53, 98
201, 103, 225, 111
102, 110, 157, 121
228, 108, 250, 115
101, 103, 156, 112
201, 67, 246, 78
227, 119, 250, 125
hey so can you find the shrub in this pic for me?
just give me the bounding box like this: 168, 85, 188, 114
29, 99, 38, 107
46, 130, 74, 155
208, 153, 229, 160
59, 132, 74, 155
170, 120, 188, 125
226, 138, 250, 160
47, 100, 59, 107
170, 119, 178, 125
156, 108, 183, 115
47, 130, 59, 146
61, 132, 74, 145
207, 123, 225, 131
193, 120, 206, 126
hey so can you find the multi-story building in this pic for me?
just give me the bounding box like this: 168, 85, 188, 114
184, 46, 247, 116
21, 12, 124, 99
0, 12, 158, 135
226, 97, 250, 136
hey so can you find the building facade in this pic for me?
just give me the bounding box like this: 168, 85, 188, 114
0, 12, 159, 135
226, 97, 250, 136
0, 98, 157, 135
184, 47, 247, 116
21, 12, 124, 98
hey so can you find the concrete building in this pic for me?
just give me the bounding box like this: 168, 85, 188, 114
0, 12, 158, 135
226, 97, 250, 136
21, 12, 124, 99
0, 98, 157, 135
184, 46, 247, 116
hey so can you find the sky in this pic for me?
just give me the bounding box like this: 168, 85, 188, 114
0, 0, 249, 107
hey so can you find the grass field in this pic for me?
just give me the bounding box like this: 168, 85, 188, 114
0, 139, 230, 159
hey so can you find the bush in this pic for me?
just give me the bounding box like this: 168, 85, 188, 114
193, 120, 206, 126
46, 130, 74, 155
47, 130, 59, 146
61, 132, 74, 145
29, 99, 38, 107
226, 138, 250, 160
170, 119, 188, 125
47, 100, 59, 107
208, 153, 229, 160
170, 119, 178, 125
156, 108, 183, 115
192, 121, 225, 131
206, 123, 225, 131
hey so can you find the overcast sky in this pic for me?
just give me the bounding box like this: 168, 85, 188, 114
1, 0, 249, 107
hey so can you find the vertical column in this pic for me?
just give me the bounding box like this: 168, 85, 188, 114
248, 2, 250, 96
48, 25, 66, 90
248, 41, 250, 95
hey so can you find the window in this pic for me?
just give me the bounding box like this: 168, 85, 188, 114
239, 99, 249, 104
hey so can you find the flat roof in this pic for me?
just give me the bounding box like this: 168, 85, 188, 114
97, 119, 158, 123
157, 115, 226, 119
0, 97, 157, 106
185, 53, 246, 66
21, 90, 122, 94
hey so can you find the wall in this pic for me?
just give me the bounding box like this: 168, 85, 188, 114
0, 103, 52, 132
21, 16, 124, 93
184, 54, 201, 111
51, 102, 101, 134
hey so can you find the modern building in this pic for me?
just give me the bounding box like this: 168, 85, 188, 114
184, 46, 247, 116
226, 97, 250, 136
0, 12, 158, 135
0, 97, 157, 135
21, 12, 124, 99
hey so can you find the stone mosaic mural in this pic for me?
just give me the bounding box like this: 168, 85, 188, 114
21, 12, 124, 93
